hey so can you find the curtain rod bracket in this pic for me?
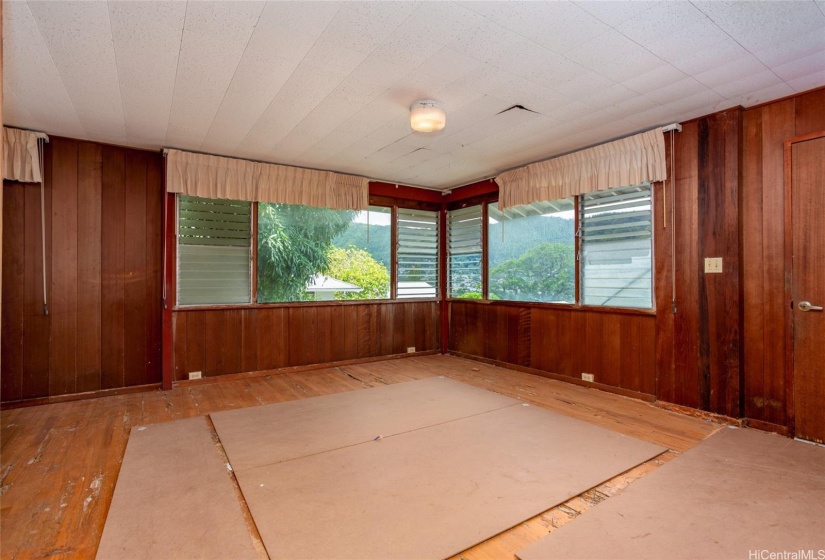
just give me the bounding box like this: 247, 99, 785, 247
662, 123, 682, 133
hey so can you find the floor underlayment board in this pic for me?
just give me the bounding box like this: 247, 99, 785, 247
95, 417, 258, 560
210, 376, 519, 470
517, 426, 825, 560
218, 379, 665, 559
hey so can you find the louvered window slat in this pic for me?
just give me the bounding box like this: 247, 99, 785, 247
580, 184, 652, 309
448, 205, 482, 298
178, 195, 251, 305
397, 208, 439, 298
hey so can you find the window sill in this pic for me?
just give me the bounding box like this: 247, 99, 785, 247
445, 298, 656, 317
172, 298, 440, 312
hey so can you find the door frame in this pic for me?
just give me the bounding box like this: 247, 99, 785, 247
783, 130, 825, 436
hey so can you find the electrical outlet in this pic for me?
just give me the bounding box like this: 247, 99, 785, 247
188, 371, 202, 380
407, 346, 416, 353
582, 373, 595, 382
704, 257, 723, 273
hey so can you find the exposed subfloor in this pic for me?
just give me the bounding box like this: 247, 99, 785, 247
0, 354, 719, 559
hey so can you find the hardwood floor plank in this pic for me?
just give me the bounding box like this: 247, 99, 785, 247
1, 355, 717, 560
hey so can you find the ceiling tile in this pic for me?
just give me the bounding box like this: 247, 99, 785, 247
622, 64, 689, 95
200, 2, 339, 154
573, 0, 658, 27
693, 0, 825, 53
752, 26, 825, 68
165, 1, 265, 148
788, 68, 825, 92
108, 1, 185, 148
566, 29, 666, 82
27, 0, 126, 143
693, 55, 771, 90
614, 1, 707, 46
1, 1, 84, 138
320, 5, 399, 55
772, 50, 825, 82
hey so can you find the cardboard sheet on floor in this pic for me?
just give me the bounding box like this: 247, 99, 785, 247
211, 376, 520, 470
96, 417, 257, 560
233, 402, 665, 559
517, 427, 825, 560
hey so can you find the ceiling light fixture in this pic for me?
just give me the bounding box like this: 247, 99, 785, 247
410, 100, 446, 132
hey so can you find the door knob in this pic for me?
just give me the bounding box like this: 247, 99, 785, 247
798, 301, 824, 312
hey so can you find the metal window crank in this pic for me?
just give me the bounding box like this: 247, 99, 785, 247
798, 301, 824, 312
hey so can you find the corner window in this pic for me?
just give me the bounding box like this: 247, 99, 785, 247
397, 208, 439, 298
447, 205, 482, 299
257, 204, 391, 302
487, 200, 575, 303
177, 195, 252, 306
580, 184, 652, 309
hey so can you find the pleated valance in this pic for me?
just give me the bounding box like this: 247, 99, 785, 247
3, 127, 46, 183
495, 128, 667, 209
165, 149, 369, 210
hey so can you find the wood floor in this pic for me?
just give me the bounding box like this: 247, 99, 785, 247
0, 354, 719, 560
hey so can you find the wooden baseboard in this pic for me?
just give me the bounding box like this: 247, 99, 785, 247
173, 350, 440, 388
0, 383, 163, 410
447, 351, 657, 403
654, 401, 742, 427
744, 417, 792, 436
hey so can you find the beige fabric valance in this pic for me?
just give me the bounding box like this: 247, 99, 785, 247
3, 127, 46, 183
495, 128, 667, 209
165, 149, 369, 210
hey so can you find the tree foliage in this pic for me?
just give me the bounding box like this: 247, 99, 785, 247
489, 242, 574, 302
332, 222, 391, 269
257, 204, 354, 302
326, 247, 390, 300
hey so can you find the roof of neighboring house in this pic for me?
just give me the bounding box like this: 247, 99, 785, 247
305, 274, 362, 293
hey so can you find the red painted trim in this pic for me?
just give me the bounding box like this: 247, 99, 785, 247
439, 206, 449, 353
369, 181, 444, 203
442, 179, 498, 203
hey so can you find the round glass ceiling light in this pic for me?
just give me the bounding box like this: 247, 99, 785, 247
410, 100, 446, 132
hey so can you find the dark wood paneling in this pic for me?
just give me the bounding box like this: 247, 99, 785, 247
171, 302, 439, 381
75, 142, 102, 393
1, 183, 25, 401
101, 145, 126, 390
1, 137, 163, 402
450, 301, 657, 396
741, 88, 825, 427
49, 138, 79, 395
696, 109, 742, 417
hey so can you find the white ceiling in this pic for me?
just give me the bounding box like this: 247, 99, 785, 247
4, 1, 825, 190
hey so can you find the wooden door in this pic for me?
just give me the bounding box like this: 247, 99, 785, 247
791, 136, 825, 443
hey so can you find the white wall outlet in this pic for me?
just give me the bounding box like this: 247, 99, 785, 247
582, 373, 595, 382
406, 346, 416, 353
704, 257, 723, 273
188, 371, 202, 380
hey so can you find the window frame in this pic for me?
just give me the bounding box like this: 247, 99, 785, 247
171, 194, 441, 309
448, 186, 655, 313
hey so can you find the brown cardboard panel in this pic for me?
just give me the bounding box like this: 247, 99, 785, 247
211, 376, 520, 471
234, 403, 665, 560
96, 417, 257, 560
517, 427, 825, 560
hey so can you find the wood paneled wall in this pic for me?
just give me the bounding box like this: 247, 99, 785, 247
448, 89, 825, 429
741, 89, 825, 428
171, 302, 439, 381
1, 137, 163, 401
656, 108, 743, 417
450, 302, 657, 397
